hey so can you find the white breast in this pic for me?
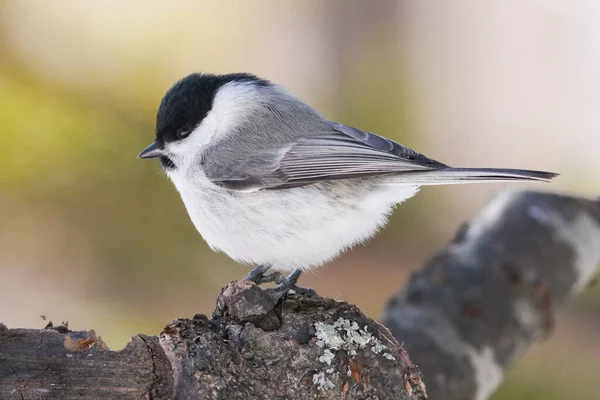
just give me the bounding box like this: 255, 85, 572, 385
170, 173, 419, 271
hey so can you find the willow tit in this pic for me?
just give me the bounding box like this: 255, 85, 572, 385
138, 73, 556, 291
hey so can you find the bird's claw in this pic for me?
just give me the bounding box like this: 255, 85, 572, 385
244, 264, 317, 302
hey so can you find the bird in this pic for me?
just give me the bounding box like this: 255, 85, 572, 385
138, 72, 557, 298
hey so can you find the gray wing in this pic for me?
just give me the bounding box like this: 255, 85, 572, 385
205, 121, 447, 191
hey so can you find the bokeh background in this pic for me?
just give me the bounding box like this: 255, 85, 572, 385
1, 1, 599, 398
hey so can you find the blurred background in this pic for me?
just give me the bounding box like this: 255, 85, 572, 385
1, 1, 599, 398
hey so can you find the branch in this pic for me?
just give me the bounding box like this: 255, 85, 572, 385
0, 293, 422, 399
381, 190, 600, 399
1, 190, 598, 400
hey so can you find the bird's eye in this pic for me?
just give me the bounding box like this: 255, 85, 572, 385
177, 128, 190, 140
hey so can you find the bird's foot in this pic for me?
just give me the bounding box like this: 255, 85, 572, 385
244, 264, 287, 285
275, 269, 317, 296
244, 265, 317, 303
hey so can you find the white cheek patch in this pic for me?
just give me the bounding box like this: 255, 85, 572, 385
164, 81, 264, 166
188, 112, 220, 148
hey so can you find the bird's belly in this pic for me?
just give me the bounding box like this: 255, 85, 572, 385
178, 181, 419, 271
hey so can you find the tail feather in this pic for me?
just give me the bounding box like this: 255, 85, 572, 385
387, 167, 558, 186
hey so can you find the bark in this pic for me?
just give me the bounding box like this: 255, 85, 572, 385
1, 190, 599, 400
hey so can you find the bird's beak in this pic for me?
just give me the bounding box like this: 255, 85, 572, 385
137, 141, 164, 159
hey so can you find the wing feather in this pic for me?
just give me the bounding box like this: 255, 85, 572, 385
205, 121, 446, 191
